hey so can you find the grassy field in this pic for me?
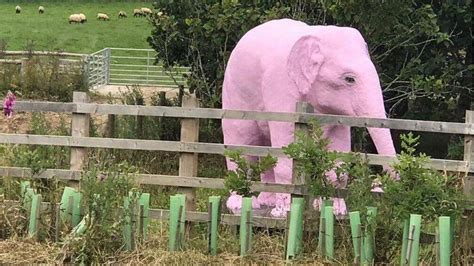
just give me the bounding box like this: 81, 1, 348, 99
0, 1, 153, 53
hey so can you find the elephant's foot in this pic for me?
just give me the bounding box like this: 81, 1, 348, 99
226, 192, 260, 214
313, 197, 348, 216
270, 193, 291, 218
257, 192, 277, 207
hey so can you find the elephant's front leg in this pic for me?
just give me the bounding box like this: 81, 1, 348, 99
267, 121, 296, 218
316, 125, 351, 216
323, 125, 351, 186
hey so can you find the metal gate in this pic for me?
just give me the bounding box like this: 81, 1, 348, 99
85, 48, 110, 89
108, 48, 188, 87
85, 48, 189, 88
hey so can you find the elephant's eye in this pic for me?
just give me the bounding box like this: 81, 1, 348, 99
344, 76, 356, 84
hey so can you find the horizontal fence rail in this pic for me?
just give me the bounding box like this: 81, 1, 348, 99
0, 167, 306, 194
5, 200, 472, 233
0, 133, 471, 172
3, 200, 288, 229
9, 101, 474, 135
1, 51, 87, 57
3, 166, 474, 208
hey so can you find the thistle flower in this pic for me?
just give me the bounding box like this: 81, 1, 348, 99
3, 91, 16, 118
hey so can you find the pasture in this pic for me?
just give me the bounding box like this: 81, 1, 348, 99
0, 1, 152, 53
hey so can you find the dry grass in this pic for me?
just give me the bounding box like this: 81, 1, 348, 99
0, 237, 61, 264
0, 228, 329, 265
0, 215, 472, 264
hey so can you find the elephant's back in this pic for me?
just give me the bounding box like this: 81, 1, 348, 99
223, 19, 309, 111
234, 19, 310, 60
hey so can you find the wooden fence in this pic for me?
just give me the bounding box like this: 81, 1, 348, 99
0, 50, 86, 77
0, 91, 473, 228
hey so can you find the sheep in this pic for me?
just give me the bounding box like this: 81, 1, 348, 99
133, 8, 144, 17
141, 7, 152, 15
118, 11, 127, 18
38, 6, 44, 14
15, 6, 21, 14
97, 13, 110, 21
78, 13, 87, 23
69, 13, 87, 24
69, 14, 81, 24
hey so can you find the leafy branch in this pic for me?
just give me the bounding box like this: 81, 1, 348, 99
283, 119, 340, 199
223, 150, 277, 198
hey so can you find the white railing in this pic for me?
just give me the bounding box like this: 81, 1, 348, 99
107, 47, 189, 88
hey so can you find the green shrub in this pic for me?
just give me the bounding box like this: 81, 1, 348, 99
223, 150, 276, 198
282, 120, 341, 199
380, 133, 464, 223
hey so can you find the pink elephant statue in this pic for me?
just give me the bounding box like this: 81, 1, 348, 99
222, 19, 396, 217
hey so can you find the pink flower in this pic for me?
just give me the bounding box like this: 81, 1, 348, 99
3, 91, 16, 118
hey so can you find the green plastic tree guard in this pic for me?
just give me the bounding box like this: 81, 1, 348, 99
208, 196, 221, 256
20, 181, 31, 198
139, 193, 150, 240
407, 214, 421, 266
240, 197, 253, 256
349, 211, 365, 263
439, 216, 451, 266
324, 205, 335, 259
124, 191, 143, 250
285, 197, 304, 260
60, 187, 82, 226
169, 194, 186, 252
318, 199, 333, 252
123, 194, 135, 251
400, 219, 409, 266
364, 207, 378, 265
449, 215, 455, 249
23, 187, 35, 211
28, 193, 42, 239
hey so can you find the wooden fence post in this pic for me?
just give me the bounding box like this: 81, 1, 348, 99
464, 110, 473, 197
20, 59, 27, 83
157, 91, 167, 139
70, 91, 90, 188
462, 109, 474, 252
104, 114, 115, 138
178, 94, 199, 212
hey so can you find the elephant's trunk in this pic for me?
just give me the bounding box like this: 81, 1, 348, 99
354, 80, 396, 157
367, 127, 396, 156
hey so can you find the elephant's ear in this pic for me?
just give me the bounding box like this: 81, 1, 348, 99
287, 35, 324, 97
